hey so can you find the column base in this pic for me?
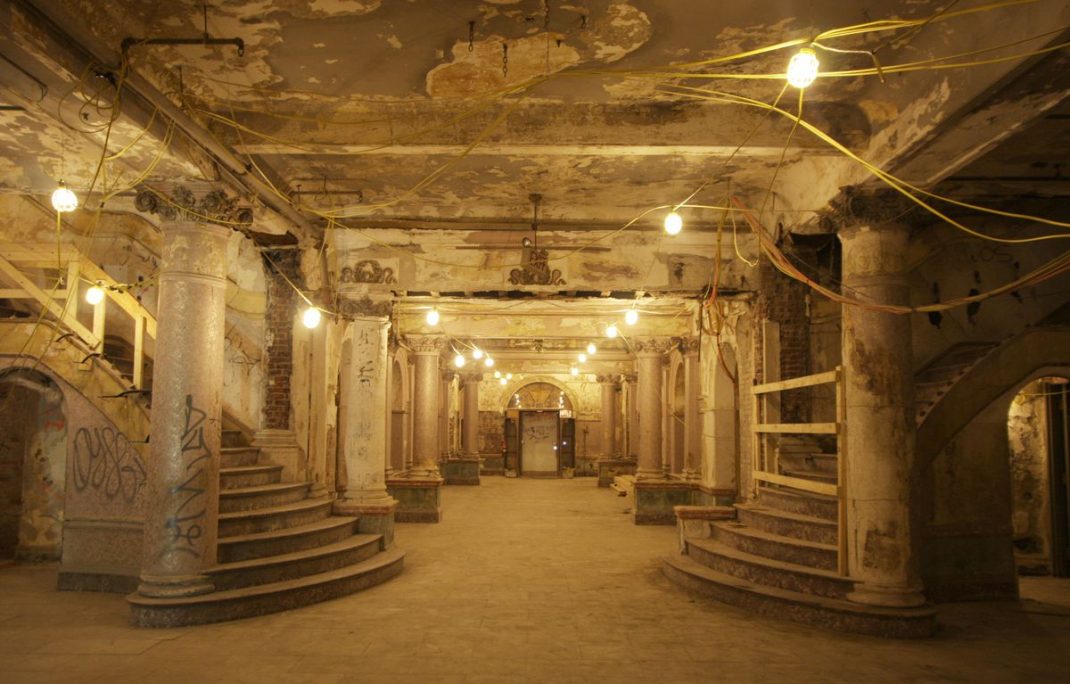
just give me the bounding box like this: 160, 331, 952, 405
634, 480, 694, 525
597, 459, 636, 487
334, 497, 399, 549
136, 572, 214, 599
848, 582, 927, 608
443, 457, 481, 485
252, 429, 303, 483
386, 476, 444, 523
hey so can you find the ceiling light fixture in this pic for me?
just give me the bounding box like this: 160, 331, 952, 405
472, 347, 484, 360
570, 366, 579, 377
500, 377, 507, 386
484, 357, 495, 368
578, 353, 587, 363
426, 307, 440, 326
664, 211, 682, 236
302, 306, 322, 329
85, 283, 105, 306
454, 353, 466, 368
787, 47, 819, 89
625, 308, 639, 326
605, 324, 619, 339
51, 182, 78, 213
586, 342, 597, 355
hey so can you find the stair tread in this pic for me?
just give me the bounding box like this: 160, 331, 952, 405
736, 503, 837, 528
218, 515, 358, 545
218, 497, 330, 521
128, 547, 404, 607
780, 469, 837, 482
762, 486, 837, 504
220, 482, 310, 497
712, 520, 837, 552
220, 446, 259, 451
209, 534, 381, 574
220, 464, 283, 475
688, 537, 849, 583
665, 554, 934, 618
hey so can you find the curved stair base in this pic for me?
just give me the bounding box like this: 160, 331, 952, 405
128, 547, 404, 628
663, 554, 936, 639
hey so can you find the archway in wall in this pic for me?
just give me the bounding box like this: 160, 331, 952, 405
0, 368, 66, 561
388, 355, 409, 473
503, 382, 575, 478
670, 357, 686, 476
1008, 376, 1070, 578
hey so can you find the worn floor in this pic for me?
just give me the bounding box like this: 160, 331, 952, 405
2, 477, 1070, 683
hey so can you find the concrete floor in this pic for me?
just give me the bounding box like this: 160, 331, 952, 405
2, 477, 1070, 683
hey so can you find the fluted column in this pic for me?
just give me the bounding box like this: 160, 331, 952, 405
461, 373, 482, 458
837, 189, 924, 608
682, 338, 702, 480
134, 187, 242, 598
635, 338, 670, 480
598, 374, 619, 460
408, 334, 443, 477
623, 372, 639, 460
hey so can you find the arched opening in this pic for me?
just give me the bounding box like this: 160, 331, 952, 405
1008, 376, 1070, 577
503, 382, 575, 478
0, 368, 67, 562
670, 357, 686, 476
388, 354, 410, 473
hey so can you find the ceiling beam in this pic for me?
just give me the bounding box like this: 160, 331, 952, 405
233, 143, 841, 158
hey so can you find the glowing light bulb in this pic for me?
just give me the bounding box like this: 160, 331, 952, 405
587, 342, 597, 355
786, 48, 819, 89
454, 354, 466, 368
605, 324, 619, 339
625, 308, 639, 326
302, 306, 322, 329
499, 377, 507, 386
51, 182, 78, 213
664, 211, 682, 235
85, 284, 105, 306
484, 357, 494, 368
494, 370, 501, 378
578, 353, 587, 363
426, 308, 440, 326
570, 366, 579, 377
506, 373, 513, 380
472, 348, 484, 360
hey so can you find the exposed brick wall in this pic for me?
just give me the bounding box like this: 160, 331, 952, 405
755, 254, 812, 423
262, 250, 302, 430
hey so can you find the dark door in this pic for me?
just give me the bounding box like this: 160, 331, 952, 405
560, 418, 576, 469
504, 417, 519, 473
1048, 381, 1070, 577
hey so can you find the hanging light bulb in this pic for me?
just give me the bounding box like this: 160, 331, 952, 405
605, 323, 619, 339
494, 370, 501, 379
587, 342, 597, 355
472, 347, 484, 360
85, 283, 105, 306
578, 353, 587, 363
664, 211, 683, 236
51, 182, 78, 213
625, 308, 639, 326
499, 377, 507, 386
506, 373, 513, 380
484, 357, 495, 368
786, 47, 819, 89
302, 306, 322, 329
426, 307, 440, 326
570, 366, 579, 377
453, 353, 466, 368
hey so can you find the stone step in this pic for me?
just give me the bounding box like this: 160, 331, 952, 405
218, 498, 333, 537
129, 547, 405, 628
685, 537, 852, 599
710, 521, 838, 571
217, 516, 359, 563
219, 483, 311, 513
735, 503, 838, 545
662, 554, 936, 639
757, 487, 839, 521
779, 452, 838, 475
220, 464, 284, 490
221, 429, 248, 448
221, 446, 260, 468
208, 534, 383, 591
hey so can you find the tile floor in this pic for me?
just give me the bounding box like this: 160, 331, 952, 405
2, 476, 1070, 683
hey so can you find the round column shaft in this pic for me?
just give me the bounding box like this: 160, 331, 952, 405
338, 316, 393, 504
462, 373, 481, 458
636, 339, 669, 479
408, 335, 443, 476
598, 375, 618, 460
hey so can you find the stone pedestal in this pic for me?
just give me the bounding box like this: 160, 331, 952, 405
634, 480, 694, 525
137, 218, 229, 598
386, 477, 444, 522
839, 212, 925, 609
597, 459, 636, 487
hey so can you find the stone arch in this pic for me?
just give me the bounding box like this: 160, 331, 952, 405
498, 375, 579, 414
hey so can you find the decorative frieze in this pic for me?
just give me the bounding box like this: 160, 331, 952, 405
135, 185, 252, 226
508, 237, 565, 286
339, 260, 397, 285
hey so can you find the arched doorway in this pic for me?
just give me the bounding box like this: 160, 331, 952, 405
503, 382, 575, 478
0, 368, 67, 561
1008, 376, 1070, 577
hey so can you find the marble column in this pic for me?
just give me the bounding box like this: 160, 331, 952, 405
136, 190, 235, 598
682, 338, 702, 481
408, 334, 443, 477
439, 369, 454, 464
598, 374, 619, 461
839, 191, 924, 608
335, 315, 397, 544
623, 372, 639, 460
635, 338, 669, 480
462, 373, 482, 458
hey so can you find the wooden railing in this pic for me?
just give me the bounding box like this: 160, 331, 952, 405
0, 243, 157, 390
752, 366, 847, 575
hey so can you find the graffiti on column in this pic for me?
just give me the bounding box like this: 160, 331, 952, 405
161, 394, 210, 560
72, 425, 147, 503
353, 325, 381, 487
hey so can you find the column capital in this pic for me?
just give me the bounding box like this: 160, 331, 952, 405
821, 185, 918, 232
596, 374, 620, 385
135, 184, 253, 228
677, 336, 701, 356
460, 372, 484, 385
340, 295, 392, 320
633, 337, 672, 356
621, 372, 638, 384
440, 368, 457, 383
406, 333, 445, 354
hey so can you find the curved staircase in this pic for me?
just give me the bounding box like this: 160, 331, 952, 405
663, 438, 936, 638
127, 432, 405, 627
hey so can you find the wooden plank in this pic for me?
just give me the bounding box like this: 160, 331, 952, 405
753, 369, 838, 395
754, 422, 838, 435
0, 255, 99, 348
835, 366, 848, 576
753, 471, 839, 497
133, 315, 145, 389
92, 299, 105, 345
77, 259, 157, 339
65, 261, 79, 322
0, 289, 71, 299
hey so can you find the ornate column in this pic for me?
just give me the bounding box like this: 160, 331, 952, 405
132, 187, 242, 600
682, 338, 702, 481
597, 374, 619, 460
438, 369, 454, 465
635, 338, 669, 480
836, 189, 925, 608
334, 307, 398, 546
623, 372, 639, 460
386, 334, 444, 522
445, 372, 483, 485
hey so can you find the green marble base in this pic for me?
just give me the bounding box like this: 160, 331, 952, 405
444, 458, 481, 485
386, 477, 443, 523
